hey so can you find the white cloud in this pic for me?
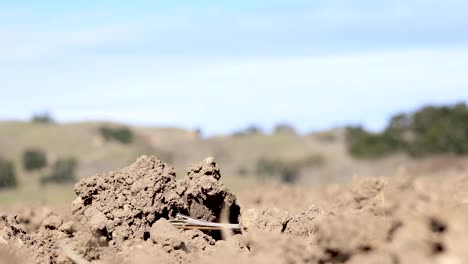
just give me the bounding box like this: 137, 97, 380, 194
2, 46, 467, 134
2, 1, 467, 60
0, 23, 147, 60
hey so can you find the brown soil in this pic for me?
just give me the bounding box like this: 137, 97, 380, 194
2, 155, 468, 263
71, 155, 240, 245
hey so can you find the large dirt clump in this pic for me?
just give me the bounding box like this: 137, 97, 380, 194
72, 155, 240, 243
180, 157, 241, 223
0, 155, 242, 263
0, 213, 100, 264
72, 155, 183, 243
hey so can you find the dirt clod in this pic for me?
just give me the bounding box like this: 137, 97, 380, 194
72, 155, 184, 242
241, 208, 290, 233
181, 157, 241, 223
71, 155, 240, 244
284, 205, 321, 236
42, 214, 63, 230
150, 219, 186, 251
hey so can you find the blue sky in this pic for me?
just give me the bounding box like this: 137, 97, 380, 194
1, 1, 468, 135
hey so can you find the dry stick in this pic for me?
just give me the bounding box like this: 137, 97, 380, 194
169, 214, 240, 230
220, 205, 234, 241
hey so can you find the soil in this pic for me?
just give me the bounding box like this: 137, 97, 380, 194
71, 155, 240, 244
2, 155, 468, 263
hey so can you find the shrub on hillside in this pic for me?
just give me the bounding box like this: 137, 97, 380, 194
233, 125, 263, 137
0, 158, 17, 189
194, 128, 203, 139
273, 123, 296, 135
300, 153, 325, 167
407, 104, 468, 156
22, 148, 48, 171
314, 131, 337, 142
256, 154, 324, 184
41, 158, 77, 185
245, 125, 262, 135
256, 157, 279, 177
346, 126, 404, 158
31, 112, 54, 124
346, 102, 468, 158
99, 126, 134, 144
256, 157, 299, 183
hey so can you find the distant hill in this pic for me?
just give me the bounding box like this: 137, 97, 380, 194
1, 120, 468, 206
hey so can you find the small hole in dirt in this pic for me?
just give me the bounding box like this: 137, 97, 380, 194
210, 230, 222, 241
178, 242, 189, 253
429, 218, 446, 233
431, 242, 445, 254
96, 227, 112, 243
359, 245, 373, 252
245, 244, 252, 252
143, 232, 150, 241
229, 203, 241, 224
323, 249, 350, 263
84, 197, 93, 206
135, 212, 143, 220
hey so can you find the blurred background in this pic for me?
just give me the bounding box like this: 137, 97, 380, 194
1, 0, 468, 206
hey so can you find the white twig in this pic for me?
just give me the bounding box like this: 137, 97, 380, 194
169, 214, 240, 230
